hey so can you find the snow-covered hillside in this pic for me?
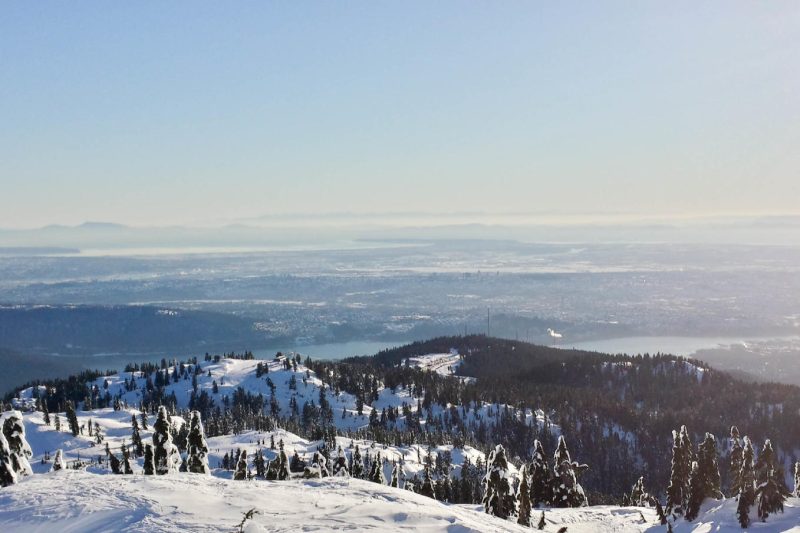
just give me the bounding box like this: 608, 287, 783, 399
6, 353, 800, 532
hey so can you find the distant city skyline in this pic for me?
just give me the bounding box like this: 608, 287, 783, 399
2, 2, 799, 228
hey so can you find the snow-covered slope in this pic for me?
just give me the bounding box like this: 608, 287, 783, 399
3, 470, 797, 532
0, 471, 532, 533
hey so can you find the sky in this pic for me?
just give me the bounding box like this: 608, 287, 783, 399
1, 2, 799, 229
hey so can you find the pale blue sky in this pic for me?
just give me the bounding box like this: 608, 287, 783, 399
1, 2, 798, 228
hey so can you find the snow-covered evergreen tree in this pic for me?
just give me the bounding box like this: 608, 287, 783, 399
121, 443, 134, 474
517, 464, 532, 526
106, 442, 122, 474
686, 432, 722, 520
143, 443, 155, 475
368, 452, 385, 484
419, 464, 435, 499
754, 439, 790, 522
528, 439, 551, 507
351, 445, 364, 479
794, 462, 800, 497
186, 411, 210, 474
152, 406, 179, 475
736, 436, 756, 528
331, 446, 349, 477
729, 426, 743, 497
685, 461, 703, 521
277, 443, 290, 480
629, 476, 650, 507
0, 427, 17, 486
51, 449, 66, 472
550, 435, 588, 508
697, 432, 722, 499
131, 414, 144, 457
253, 449, 266, 478
482, 444, 513, 519
390, 462, 400, 487
665, 426, 692, 520
303, 450, 330, 478
234, 449, 248, 480
65, 401, 80, 437
1, 411, 32, 482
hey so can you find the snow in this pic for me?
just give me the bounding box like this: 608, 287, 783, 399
0, 471, 533, 532
406, 351, 462, 377
3, 409, 800, 531
4, 470, 796, 532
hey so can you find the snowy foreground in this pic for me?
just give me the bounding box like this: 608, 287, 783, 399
0, 470, 635, 533
1, 471, 799, 532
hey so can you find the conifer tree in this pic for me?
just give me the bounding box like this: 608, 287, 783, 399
665, 426, 692, 520
106, 442, 122, 474
686, 433, 723, 520
729, 426, 743, 497
736, 436, 756, 528
754, 439, 790, 522
794, 462, 800, 498
369, 452, 385, 484
629, 476, 650, 507
0, 428, 17, 486
419, 464, 435, 499
697, 433, 722, 500
537, 511, 546, 530
121, 443, 134, 474
517, 464, 532, 527
42, 403, 50, 426
390, 462, 400, 487
65, 401, 80, 437
685, 461, 703, 521
253, 449, 266, 478
304, 450, 330, 478
234, 449, 248, 480
529, 439, 551, 507
52, 449, 66, 472
551, 435, 588, 507
152, 406, 179, 475
277, 443, 290, 480
331, 446, 349, 477
143, 443, 155, 475
131, 415, 144, 457
351, 445, 364, 479
1, 411, 32, 482
482, 444, 513, 519
187, 411, 210, 474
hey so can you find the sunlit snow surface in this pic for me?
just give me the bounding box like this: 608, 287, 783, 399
3, 471, 798, 532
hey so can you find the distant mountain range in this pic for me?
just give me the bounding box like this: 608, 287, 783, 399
2, 214, 800, 250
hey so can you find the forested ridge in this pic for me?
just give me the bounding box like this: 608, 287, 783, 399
6, 335, 800, 508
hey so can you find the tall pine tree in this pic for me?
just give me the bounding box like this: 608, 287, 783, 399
551, 435, 588, 508
729, 426, 743, 497
152, 406, 178, 475
736, 436, 756, 528
482, 444, 514, 519
529, 439, 551, 508
754, 439, 790, 522
186, 411, 210, 474
517, 464, 532, 526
